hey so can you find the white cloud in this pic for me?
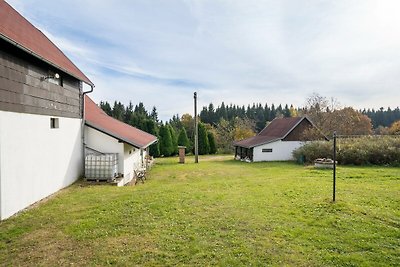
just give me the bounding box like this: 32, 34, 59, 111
8, 0, 400, 120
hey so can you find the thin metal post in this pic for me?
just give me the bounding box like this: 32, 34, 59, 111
333, 131, 337, 202
194, 92, 199, 163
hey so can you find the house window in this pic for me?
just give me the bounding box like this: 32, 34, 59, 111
50, 118, 59, 129
262, 148, 273, 153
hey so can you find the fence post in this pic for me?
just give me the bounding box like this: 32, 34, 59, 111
333, 131, 337, 202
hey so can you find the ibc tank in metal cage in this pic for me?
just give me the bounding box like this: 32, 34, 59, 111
85, 153, 118, 181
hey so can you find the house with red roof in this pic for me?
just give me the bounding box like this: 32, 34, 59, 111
84, 96, 157, 185
233, 117, 326, 162
0, 1, 95, 219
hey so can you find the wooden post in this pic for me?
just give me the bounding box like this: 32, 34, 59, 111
194, 92, 199, 163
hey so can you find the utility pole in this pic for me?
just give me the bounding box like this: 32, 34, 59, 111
194, 92, 199, 163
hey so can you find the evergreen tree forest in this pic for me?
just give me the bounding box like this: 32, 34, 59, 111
361, 107, 400, 128
98, 101, 217, 157
99, 99, 400, 156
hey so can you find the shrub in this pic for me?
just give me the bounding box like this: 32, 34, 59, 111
293, 136, 400, 166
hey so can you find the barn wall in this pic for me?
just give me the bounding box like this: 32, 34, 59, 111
0, 41, 82, 118
253, 140, 303, 162
0, 111, 83, 220
283, 119, 312, 141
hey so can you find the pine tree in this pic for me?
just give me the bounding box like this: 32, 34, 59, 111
198, 123, 210, 155
168, 124, 178, 155
178, 128, 190, 153
149, 141, 160, 157
100, 101, 112, 116
112, 101, 124, 121
208, 132, 217, 154
124, 101, 133, 123
150, 106, 159, 122
159, 124, 173, 156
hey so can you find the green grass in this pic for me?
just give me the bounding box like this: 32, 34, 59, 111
1, 155, 399, 266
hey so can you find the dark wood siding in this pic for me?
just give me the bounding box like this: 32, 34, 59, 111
283, 119, 312, 141
0, 39, 82, 118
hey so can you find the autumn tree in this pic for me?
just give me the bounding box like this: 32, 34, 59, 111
232, 117, 256, 141
214, 119, 234, 153
303, 93, 371, 137
389, 120, 400, 135
326, 107, 372, 136
180, 113, 195, 141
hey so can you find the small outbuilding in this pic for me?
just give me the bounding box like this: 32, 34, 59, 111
233, 116, 325, 162
84, 96, 157, 185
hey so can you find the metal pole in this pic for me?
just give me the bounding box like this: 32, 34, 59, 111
194, 92, 199, 163
333, 131, 337, 202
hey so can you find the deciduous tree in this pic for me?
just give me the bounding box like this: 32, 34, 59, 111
389, 120, 400, 135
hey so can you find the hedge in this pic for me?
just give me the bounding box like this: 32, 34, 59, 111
293, 136, 400, 166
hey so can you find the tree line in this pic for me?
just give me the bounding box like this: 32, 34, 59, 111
99, 94, 400, 156
200, 102, 297, 132
99, 101, 217, 157
361, 107, 400, 128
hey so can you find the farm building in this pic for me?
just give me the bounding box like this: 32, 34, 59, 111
233, 117, 326, 162
84, 96, 157, 185
0, 1, 93, 219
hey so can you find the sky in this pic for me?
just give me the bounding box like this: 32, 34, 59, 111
8, 0, 400, 121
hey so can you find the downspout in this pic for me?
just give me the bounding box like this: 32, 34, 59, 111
82, 85, 94, 176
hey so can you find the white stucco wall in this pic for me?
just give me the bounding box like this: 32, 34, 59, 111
0, 111, 83, 220
122, 144, 143, 184
253, 140, 303, 162
85, 126, 145, 184
84, 126, 124, 173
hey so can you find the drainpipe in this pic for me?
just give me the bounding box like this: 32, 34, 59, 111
82, 85, 94, 176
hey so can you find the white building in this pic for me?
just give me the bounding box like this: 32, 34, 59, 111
234, 117, 326, 162
84, 96, 157, 185
0, 2, 94, 219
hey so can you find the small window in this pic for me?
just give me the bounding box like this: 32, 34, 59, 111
50, 118, 59, 129
262, 148, 273, 153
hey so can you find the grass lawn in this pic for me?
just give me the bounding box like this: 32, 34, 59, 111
1, 155, 399, 266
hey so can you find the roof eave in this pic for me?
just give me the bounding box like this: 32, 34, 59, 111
234, 138, 281, 149
85, 121, 154, 149
0, 34, 94, 87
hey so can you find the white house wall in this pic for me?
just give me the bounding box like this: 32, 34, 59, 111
122, 144, 143, 184
84, 126, 124, 173
0, 111, 83, 220
85, 126, 145, 184
253, 140, 303, 162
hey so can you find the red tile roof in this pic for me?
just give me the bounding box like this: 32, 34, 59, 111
234, 117, 308, 148
0, 1, 94, 86
85, 96, 157, 148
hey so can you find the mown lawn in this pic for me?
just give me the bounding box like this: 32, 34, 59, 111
0, 155, 399, 266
